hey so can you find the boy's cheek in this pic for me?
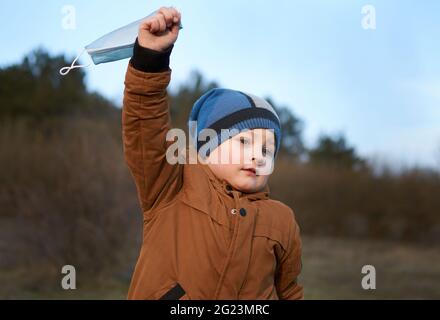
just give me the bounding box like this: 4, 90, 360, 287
257, 159, 275, 176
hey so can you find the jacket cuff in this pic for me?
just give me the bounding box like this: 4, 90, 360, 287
130, 38, 173, 73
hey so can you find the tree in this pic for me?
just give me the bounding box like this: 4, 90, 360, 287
436, 141, 440, 171
168, 70, 219, 132
266, 97, 305, 159
308, 133, 366, 170
0, 48, 117, 120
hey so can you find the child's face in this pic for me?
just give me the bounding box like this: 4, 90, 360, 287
204, 128, 276, 193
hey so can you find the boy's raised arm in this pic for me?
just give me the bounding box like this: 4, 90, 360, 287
122, 7, 183, 219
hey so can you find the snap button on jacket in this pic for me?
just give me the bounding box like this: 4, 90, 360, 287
122, 64, 303, 300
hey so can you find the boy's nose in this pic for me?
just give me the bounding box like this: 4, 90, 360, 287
252, 156, 266, 166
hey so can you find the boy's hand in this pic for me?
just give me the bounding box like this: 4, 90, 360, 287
138, 7, 181, 52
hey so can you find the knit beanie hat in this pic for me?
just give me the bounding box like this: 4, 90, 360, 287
188, 88, 282, 158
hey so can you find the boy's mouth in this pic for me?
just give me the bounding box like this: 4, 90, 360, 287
241, 167, 257, 176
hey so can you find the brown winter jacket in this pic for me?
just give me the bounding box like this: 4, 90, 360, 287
122, 63, 303, 300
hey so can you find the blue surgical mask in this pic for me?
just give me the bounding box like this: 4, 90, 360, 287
60, 11, 182, 75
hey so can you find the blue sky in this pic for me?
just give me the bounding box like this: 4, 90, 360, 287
1, 0, 439, 168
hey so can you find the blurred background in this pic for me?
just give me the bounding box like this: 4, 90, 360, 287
1, 0, 439, 299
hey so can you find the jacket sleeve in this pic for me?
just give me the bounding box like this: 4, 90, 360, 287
275, 214, 304, 300
122, 63, 183, 221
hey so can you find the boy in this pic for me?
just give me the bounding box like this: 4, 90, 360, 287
123, 6, 303, 300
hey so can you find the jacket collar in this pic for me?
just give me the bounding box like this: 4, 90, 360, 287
199, 163, 270, 202
179, 162, 270, 229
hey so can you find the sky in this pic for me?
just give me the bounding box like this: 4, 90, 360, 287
1, 0, 439, 168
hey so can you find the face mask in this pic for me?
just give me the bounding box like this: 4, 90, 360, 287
60, 10, 183, 76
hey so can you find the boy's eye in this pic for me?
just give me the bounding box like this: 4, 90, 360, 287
240, 137, 250, 145
263, 146, 274, 156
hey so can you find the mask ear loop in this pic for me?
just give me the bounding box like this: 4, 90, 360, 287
59, 48, 91, 76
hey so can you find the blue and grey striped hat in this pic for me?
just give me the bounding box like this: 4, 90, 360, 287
188, 88, 281, 157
